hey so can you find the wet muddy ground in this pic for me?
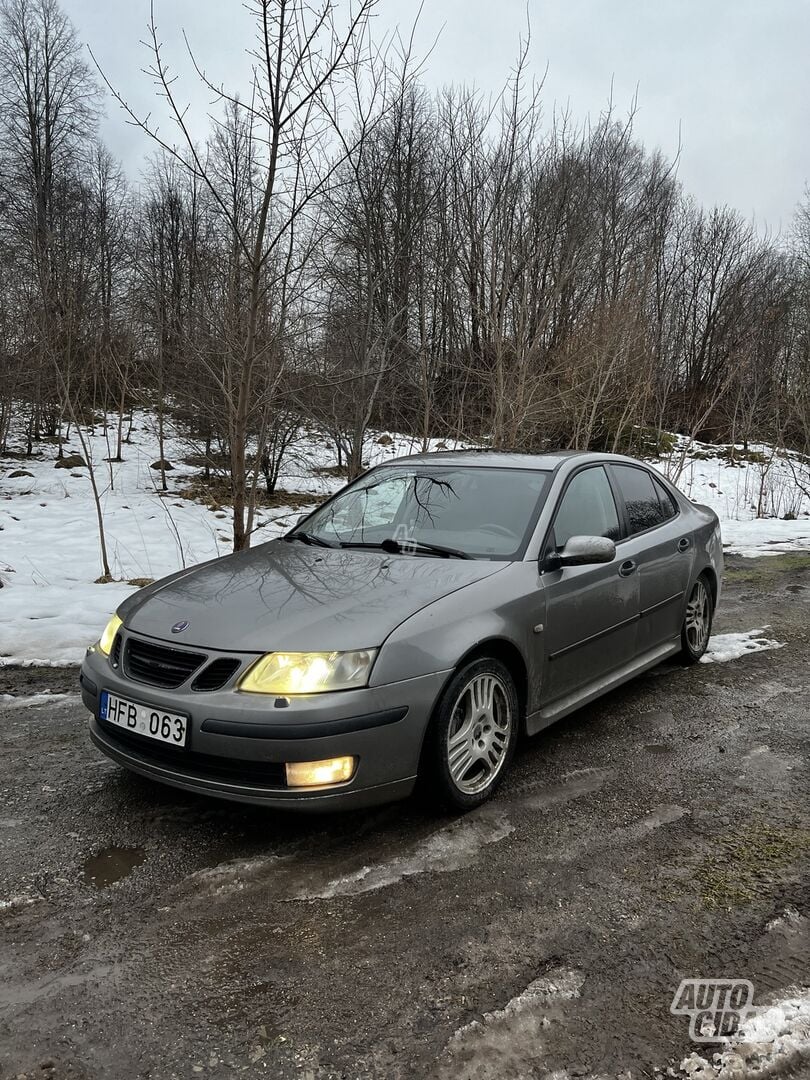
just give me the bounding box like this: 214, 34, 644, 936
1, 555, 809, 1079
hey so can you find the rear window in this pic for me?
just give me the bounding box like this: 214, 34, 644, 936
612, 465, 666, 535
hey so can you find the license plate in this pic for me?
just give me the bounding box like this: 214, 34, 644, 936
100, 691, 188, 747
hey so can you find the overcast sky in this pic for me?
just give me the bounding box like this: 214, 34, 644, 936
62, 0, 810, 235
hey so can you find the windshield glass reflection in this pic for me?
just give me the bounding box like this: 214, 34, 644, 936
298, 466, 551, 560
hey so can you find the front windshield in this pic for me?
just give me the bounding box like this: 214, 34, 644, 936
297, 465, 551, 560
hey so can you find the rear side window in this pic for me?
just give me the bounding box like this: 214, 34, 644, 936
653, 476, 679, 521
553, 467, 621, 548
612, 465, 666, 535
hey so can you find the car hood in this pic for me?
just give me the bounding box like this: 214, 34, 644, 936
120, 540, 506, 653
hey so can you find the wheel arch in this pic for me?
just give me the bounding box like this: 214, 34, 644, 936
416, 635, 529, 794
697, 564, 718, 608
443, 637, 529, 733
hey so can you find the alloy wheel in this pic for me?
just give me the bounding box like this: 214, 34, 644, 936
445, 672, 512, 796
685, 579, 710, 654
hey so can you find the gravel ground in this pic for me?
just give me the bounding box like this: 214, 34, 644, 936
1, 554, 809, 1080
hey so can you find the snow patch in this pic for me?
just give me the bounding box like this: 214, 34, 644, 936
178, 813, 514, 903
178, 857, 282, 899
0, 692, 80, 708
440, 967, 584, 1079
766, 908, 807, 934
719, 520, 810, 559
678, 988, 810, 1078
295, 814, 514, 899
0, 894, 41, 911
652, 439, 810, 557
700, 628, 786, 664
516, 767, 611, 809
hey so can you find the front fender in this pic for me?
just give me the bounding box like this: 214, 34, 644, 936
369, 562, 545, 713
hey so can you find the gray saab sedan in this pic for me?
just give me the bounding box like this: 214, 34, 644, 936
81, 451, 723, 812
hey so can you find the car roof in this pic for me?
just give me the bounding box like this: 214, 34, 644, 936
376, 449, 641, 470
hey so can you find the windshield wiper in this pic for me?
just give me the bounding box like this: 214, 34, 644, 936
283, 531, 338, 549
340, 537, 471, 559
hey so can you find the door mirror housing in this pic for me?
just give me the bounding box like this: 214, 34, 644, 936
556, 535, 616, 567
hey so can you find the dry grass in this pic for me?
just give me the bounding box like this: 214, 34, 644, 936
177, 474, 324, 511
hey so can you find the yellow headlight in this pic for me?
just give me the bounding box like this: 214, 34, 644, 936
98, 614, 123, 656
238, 649, 377, 694
285, 757, 356, 788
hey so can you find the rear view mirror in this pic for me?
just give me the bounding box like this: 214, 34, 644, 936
557, 535, 616, 567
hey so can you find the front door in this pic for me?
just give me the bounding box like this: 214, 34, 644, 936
541, 465, 639, 705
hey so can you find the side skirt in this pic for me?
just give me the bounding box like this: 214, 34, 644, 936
525, 638, 681, 736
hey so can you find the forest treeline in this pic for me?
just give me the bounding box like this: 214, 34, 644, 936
1, 0, 809, 550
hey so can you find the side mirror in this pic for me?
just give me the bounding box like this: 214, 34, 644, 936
557, 535, 616, 567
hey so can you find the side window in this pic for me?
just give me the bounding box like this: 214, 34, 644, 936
553, 467, 621, 548
653, 476, 679, 522
612, 466, 666, 535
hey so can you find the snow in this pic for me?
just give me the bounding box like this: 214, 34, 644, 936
0, 412, 458, 666
181, 813, 514, 901
700, 628, 786, 664
0, 894, 40, 911
441, 967, 584, 1078
1, 415, 808, 666
297, 813, 514, 899
650, 439, 810, 557
766, 908, 806, 934
0, 692, 79, 708
449, 967, 584, 1041
713, 519, 810, 559
678, 988, 810, 1078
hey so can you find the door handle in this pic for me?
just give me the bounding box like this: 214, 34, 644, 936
678, 538, 691, 553
619, 560, 637, 577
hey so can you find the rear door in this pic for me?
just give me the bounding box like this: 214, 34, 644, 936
607, 465, 692, 652
541, 465, 639, 704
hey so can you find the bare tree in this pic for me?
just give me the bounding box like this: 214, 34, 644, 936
96, 0, 379, 549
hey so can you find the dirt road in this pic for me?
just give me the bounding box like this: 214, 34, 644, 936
1, 555, 809, 1079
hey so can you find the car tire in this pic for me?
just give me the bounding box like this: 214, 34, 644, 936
424, 657, 519, 812
680, 573, 714, 664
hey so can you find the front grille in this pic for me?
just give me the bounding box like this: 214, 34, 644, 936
98, 719, 287, 786
124, 636, 205, 688
191, 657, 241, 692
111, 633, 123, 668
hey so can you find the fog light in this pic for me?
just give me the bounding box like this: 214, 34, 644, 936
285, 757, 356, 788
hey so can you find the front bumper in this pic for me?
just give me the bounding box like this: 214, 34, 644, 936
81, 642, 450, 811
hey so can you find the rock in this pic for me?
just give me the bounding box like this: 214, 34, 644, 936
150, 459, 174, 471
54, 454, 86, 469
8, 470, 34, 478
376, 434, 393, 446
